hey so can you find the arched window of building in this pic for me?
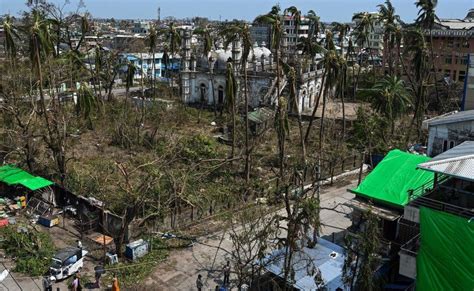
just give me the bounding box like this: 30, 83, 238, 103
301, 90, 307, 111
200, 83, 207, 102
218, 86, 224, 105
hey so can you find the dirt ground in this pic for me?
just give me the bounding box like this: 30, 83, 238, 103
302, 101, 364, 121
137, 178, 359, 291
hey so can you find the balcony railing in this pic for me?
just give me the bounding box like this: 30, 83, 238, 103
399, 233, 419, 279
408, 175, 450, 202
400, 233, 420, 257
409, 196, 474, 219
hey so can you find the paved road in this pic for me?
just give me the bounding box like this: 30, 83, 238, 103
142, 180, 357, 291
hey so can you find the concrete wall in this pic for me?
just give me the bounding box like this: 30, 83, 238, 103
188, 72, 272, 108
427, 120, 474, 156
464, 53, 474, 110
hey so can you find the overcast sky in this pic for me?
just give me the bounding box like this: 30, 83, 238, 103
2, 0, 472, 22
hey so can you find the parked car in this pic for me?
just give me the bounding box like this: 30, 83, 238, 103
49, 247, 87, 281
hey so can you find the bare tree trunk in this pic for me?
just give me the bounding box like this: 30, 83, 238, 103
429, 28, 440, 107
152, 49, 156, 100
341, 67, 347, 139
304, 71, 326, 145
244, 69, 250, 183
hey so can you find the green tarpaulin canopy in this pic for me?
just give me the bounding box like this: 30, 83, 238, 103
351, 150, 433, 207
0, 165, 54, 190
417, 207, 474, 291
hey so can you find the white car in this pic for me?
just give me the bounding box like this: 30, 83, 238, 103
49, 247, 88, 281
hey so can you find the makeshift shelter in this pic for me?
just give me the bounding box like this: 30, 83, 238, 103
417, 207, 474, 291
0, 165, 54, 191
351, 150, 434, 208
248, 107, 274, 135
260, 238, 346, 290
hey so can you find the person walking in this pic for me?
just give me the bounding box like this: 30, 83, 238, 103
94, 265, 104, 288
42, 275, 52, 291
223, 261, 231, 287
71, 274, 81, 291
111, 274, 120, 291
196, 274, 203, 291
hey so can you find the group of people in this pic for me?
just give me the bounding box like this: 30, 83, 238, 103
196, 261, 231, 291
43, 269, 120, 291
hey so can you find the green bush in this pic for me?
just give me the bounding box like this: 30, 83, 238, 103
105, 238, 168, 286
0, 226, 55, 276
181, 134, 218, 162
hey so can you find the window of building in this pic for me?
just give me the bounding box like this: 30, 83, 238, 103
447, 41, 454, 48
218, 86, 224, 105
445, 56, 452, 64
449, 141, 455, 149
444, 69, 451, 77
461, 56, 469, 65
443, 140, 448, 152
459, 71, 466, 82
453, 70, 457, 80
462, 41, 470, 48
455, 56, 459, 64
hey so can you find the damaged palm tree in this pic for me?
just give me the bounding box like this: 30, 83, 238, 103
77, 82, 100, 130
225, 60, 238, 159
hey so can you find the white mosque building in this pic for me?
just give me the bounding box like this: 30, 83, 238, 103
180, 28, 325, 114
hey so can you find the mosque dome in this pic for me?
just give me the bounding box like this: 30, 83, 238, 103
250, 42, 264, 60
466, 8, 474, 20
260, 42, 272, 58
215, 42, 232, 63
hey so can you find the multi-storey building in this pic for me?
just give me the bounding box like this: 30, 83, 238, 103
283, 15, 310, 51
463, 53, 474, 110
429, 9, 474, 83
250, 15, 311, 52
131, 21, 151, 34
120, 52, 180, 81
352, 12, 384, 55
249, 24, 271, 46
399, 141, 474, 289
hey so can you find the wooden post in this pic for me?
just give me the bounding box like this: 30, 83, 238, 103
358, 152, 365, 186
330, 161, 334, 185
102, 204, 107, 265
63, 206, 66, 228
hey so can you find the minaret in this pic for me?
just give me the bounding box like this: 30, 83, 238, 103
231, 38, 242, 73
281, 31, 288, 64
181, 28, 192, 103
231, 38, 242, 102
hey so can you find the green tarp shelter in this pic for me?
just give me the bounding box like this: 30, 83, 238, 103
0, 165, 53, 191
417, 207, 474, 291
351, 150, 433, 208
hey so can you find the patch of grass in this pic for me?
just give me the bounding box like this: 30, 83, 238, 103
105, 238, 169, 287
0, 225, 55, 276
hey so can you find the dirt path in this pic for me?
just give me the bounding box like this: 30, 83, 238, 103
141, 180, 357, 291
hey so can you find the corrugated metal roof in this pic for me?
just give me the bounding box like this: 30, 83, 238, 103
424, 110, 474, 127
263, 238, 346, 290
418, 141, 474, 181
430, 141, 474, 162
248, 107, 274, 124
